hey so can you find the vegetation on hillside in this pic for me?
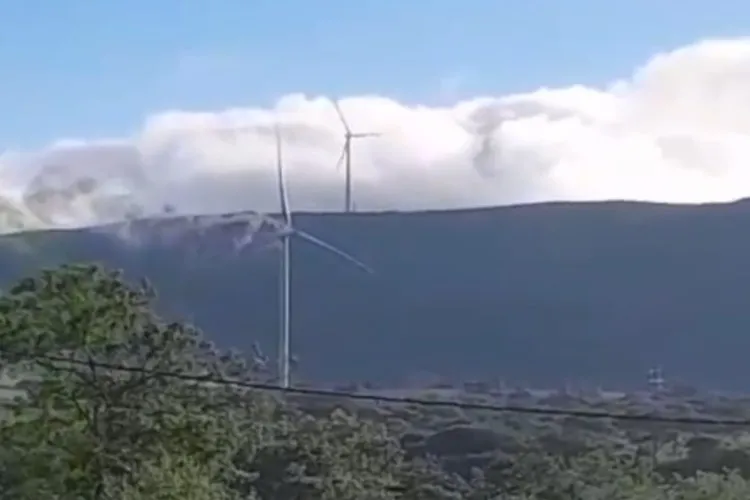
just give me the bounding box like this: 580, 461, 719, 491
3, 263, 750, 498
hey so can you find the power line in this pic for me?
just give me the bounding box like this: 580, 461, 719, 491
28, 355, 750, 427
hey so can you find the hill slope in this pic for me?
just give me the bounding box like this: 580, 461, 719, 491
1, 200, 749, 390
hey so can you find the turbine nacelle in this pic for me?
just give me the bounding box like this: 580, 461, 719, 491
349, 132, 381, 139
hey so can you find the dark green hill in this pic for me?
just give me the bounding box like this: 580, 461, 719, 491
2, 199, 750, 390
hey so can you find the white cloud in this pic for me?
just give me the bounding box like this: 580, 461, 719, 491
3, 38, 750, 234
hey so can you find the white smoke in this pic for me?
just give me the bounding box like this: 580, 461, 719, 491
2, 38, 750, 235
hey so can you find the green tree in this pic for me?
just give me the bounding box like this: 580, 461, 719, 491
233, 407, 405, 499
0, 264, 266, 499
0, 263, 444, 499
106, 449, 240, 500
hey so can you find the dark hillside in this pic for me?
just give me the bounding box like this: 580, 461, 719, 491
2, 199, 750, 390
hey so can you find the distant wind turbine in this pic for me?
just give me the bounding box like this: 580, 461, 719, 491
332, 101, 381, 213
273, 124, 374, 388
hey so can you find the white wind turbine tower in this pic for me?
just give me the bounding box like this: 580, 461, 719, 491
332, 100, 381, 213
273, 124, 374, 388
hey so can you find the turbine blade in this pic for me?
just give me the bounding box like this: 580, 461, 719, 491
274, 123, 291, 224
333, 100, 352, 134
294, 228, 373, 274
334, 146, 346, 171
351, 132, 382, 138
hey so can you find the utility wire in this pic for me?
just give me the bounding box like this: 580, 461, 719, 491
27, 355, 750, 427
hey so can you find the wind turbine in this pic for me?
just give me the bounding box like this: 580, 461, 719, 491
273, 124, 373, 388
332, 101, 381, 213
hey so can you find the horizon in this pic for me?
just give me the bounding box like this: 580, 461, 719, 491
2, 194, 750, 239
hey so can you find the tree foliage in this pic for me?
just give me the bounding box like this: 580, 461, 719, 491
0, 264, 252, 499
1, 263, 750, 499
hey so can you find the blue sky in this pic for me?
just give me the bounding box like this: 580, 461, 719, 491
1, 0, 747, 148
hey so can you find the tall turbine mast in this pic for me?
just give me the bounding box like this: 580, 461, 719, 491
274, 124, 292, 389
273, 122, 374, 389
333, 101, 380, 213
